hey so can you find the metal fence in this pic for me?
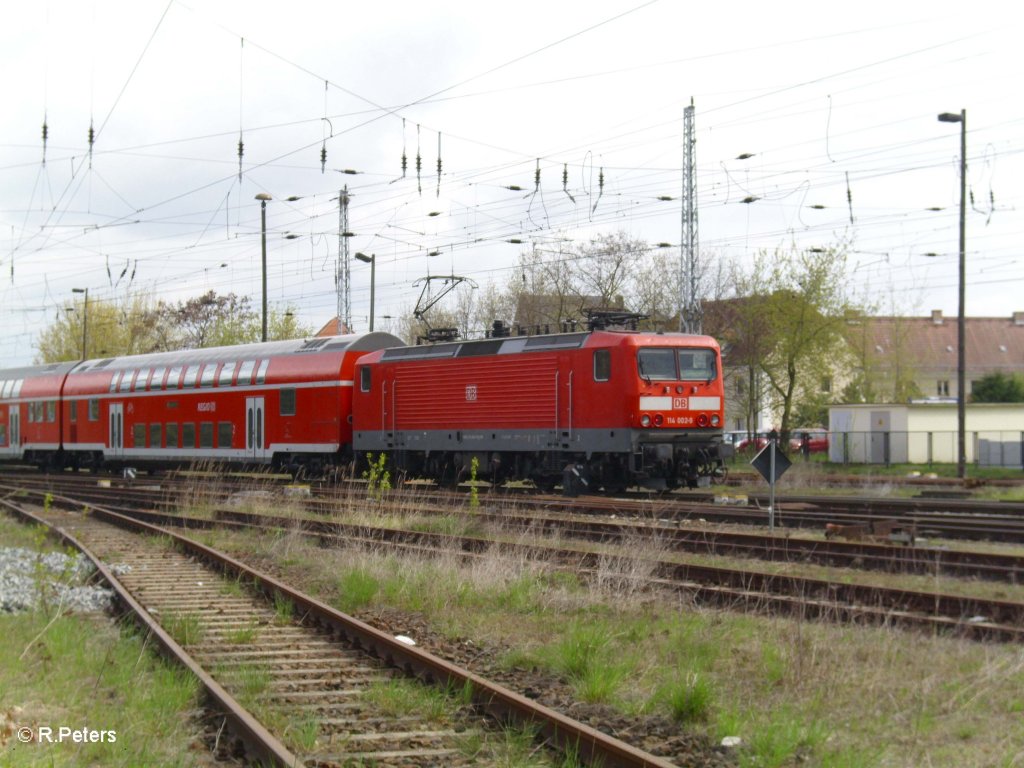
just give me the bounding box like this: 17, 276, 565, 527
826, 431, 1024, 468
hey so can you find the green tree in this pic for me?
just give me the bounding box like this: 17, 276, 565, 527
720, 245, 854, 439
36, 290, 311, 363
971, 372, 1024, 403
158, 291, 311, 348
36, 292, 163, 363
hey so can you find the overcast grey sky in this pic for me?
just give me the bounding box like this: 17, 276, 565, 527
2, 0, 1021, 365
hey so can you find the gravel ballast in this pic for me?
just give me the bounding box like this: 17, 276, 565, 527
0, 546, 115, 613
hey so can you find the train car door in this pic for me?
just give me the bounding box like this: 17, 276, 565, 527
7, 408, 20, 458
245, 397, 267, 461
108, 402, 124, 458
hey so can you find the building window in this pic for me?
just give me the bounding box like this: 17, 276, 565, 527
937, 380, 950, 396
821, 377, 832, 393
280, 388, 296, 416
593, 350, 611, 382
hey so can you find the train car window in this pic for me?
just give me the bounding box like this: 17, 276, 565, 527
133, 423, 146, 447
183, 365, 200, 388
593, 350, 611, 382
150, 423, 162, 449
199, 422, 214, 448
360, 366, 371, 392
132, 371, 145, 391
678, 349, 717, 381
46, 401, 56, 422
199, 364, 217, 388
0, 424, 5, 445
166, 423, 179, 448
280, 388, 296, 416
237, 360, 256, 384
218, 362, 236, 387
26, 404, 33, 423
151, 367, 166, 390
70, 401, 78, 422
255, 359, 270, 385
0, 380, 9, 398
88, 399, 100, 421
217, 422, 233, 448
12, 380, 23, 397
637, 348, 677, 380
182, 422, 196, 448
111, 372, 122, 393
167, 366, 183, 389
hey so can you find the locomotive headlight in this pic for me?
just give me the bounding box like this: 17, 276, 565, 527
711, 414, 720, 426
641, 414, 651, 427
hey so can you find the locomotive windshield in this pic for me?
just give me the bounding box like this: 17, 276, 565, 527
637, 347, 717, 381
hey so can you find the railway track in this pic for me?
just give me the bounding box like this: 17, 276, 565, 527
8, 471, 1024, 583
9, 479, 1023, 643
2, 494, 684, 767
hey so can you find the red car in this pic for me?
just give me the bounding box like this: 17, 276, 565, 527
790, 430, 829, 454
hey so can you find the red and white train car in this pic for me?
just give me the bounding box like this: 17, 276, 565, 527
352, 328, 725, 491
0, 362, 78, 467
1, 333, 401, 473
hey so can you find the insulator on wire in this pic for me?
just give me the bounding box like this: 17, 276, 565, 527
592, 167, 605, 214
320, 143, 327, 173
87, 120, 95, 168
237, 136, 244, 182
416, 124, 422, 195
41, 117, 48, 165
562, 163, 575, 203
436, 132, 442, 197
534, 159, 541, 192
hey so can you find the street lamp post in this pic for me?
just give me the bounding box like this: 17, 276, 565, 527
255, 193, 272, 342
937, 109, 967, 479
71, 287, 89, 361
355, 253, 375, 332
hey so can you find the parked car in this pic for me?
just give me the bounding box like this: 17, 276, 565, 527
790, 429, 829, 454
735, 433, 769, 452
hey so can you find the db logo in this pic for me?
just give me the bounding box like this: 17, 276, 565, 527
465, 385, 478, 401
673, 397, 688, 410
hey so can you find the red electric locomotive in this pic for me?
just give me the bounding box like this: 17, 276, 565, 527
0, 333, 401, 474
352, 326, 726, 492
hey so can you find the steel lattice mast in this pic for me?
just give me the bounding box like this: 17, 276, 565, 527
680, 99, 700, 334
337, 186, 351, 331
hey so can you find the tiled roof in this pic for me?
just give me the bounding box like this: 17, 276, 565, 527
846, 311, 1024, 374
